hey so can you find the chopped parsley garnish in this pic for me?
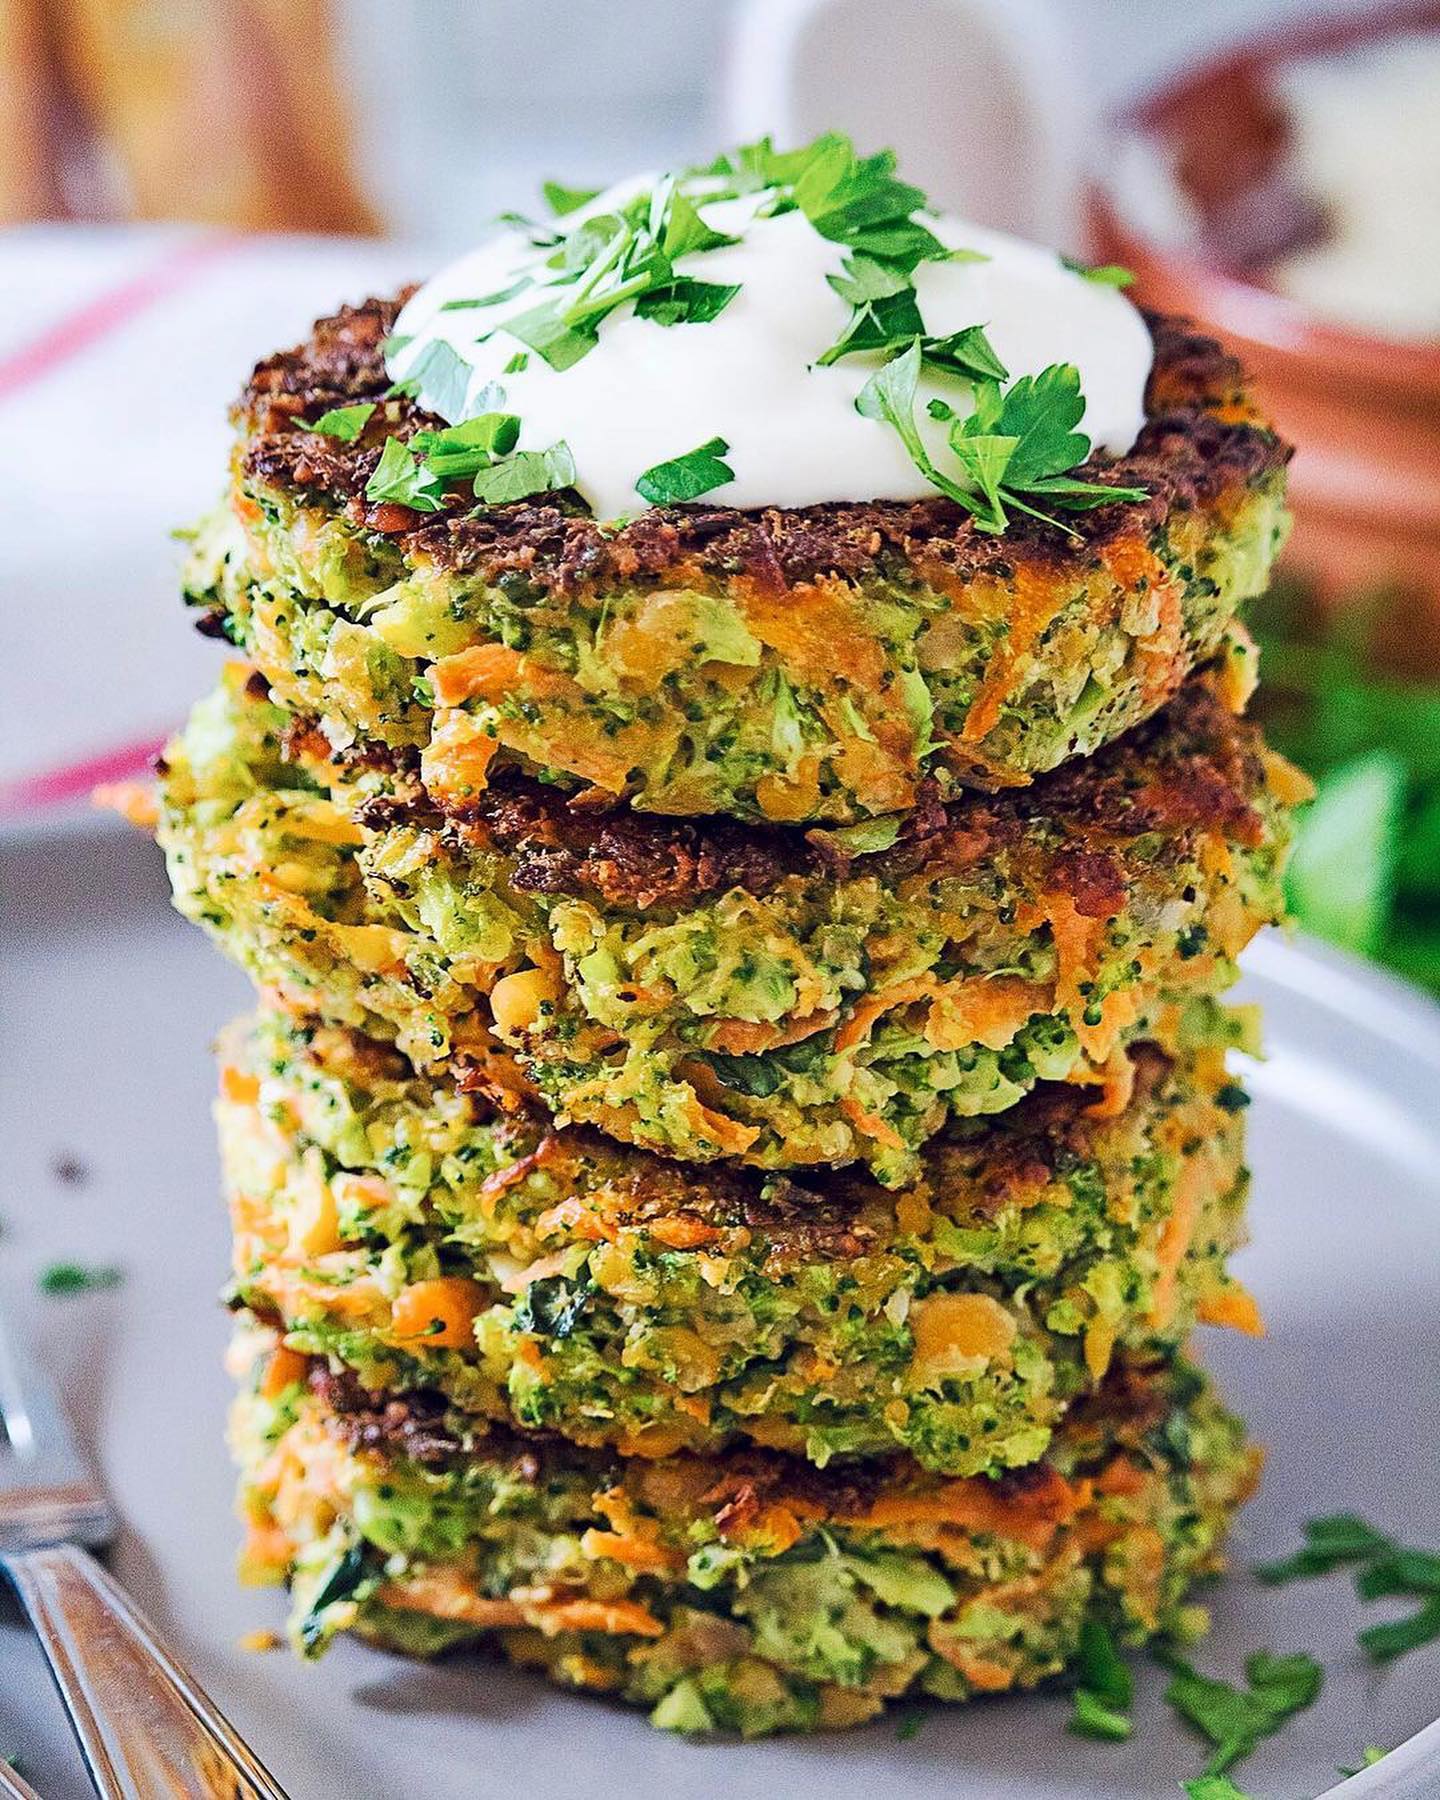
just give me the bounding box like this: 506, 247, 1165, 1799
1061, 254, 1136, 287
364, 397, 575, 513
386, 133, 1148, 528
894, 1708, 926, 1741
817, 253, 925, 364
633, 277, 741, 326
364, 436, 445, 512
40, 1262, 123, 1296
1257, 1512, 1440, 1663
1256, 1512, 1394, 1582
1338, 1747, 1388, 1778
458, 177, 743, 375
788, 135, 948, 269
471, 442, 576, 504
635, 436, 734, 505
307, 402, 375, 440
919, 325, 1009, 384
856, 341, 1145, 534
1359, 1599, 1440, 1661
1069, 1689, 1131, 1742
1162, 1650, 1322, 1775
542, 179, 601, 217
1067, 1619, 1133, 1741
439, 278, 534, 313
396, 339, 473, 418
1183, 1779, 1254, 1800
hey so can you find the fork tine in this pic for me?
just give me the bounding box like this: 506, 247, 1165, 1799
0, 1756, 43, 1800
0, 1308, 114, 1553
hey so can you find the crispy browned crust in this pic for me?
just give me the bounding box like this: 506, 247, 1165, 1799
309, 1352, 1174, 1518
333, 678, 1267, 914
236, 294, 1290, 591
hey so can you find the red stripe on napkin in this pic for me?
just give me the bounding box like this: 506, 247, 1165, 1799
0, 233, 242, 403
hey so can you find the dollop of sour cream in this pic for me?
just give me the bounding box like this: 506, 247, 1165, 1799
390, 182, 1153, 520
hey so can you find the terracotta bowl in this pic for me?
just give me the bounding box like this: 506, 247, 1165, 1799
1089, 2, 1440, 672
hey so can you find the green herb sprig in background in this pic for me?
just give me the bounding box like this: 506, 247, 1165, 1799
1251, 581, 1440, 996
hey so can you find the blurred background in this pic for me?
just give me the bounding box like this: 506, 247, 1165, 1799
2, 0, 1437, 995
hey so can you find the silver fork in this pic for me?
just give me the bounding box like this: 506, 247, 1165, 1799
0, 1310, 289, 1799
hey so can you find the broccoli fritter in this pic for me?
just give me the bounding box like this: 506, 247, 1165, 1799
232, 1336, 1257, 1736
186, 300, 1290, 824
159, 662, 1303, 1181
219, 1005, 1259, 1475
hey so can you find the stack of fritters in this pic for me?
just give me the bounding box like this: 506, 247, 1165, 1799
157, 295, 1303, 1734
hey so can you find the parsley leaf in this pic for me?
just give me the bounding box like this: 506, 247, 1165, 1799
39, 1262, 123, 1296
503, 302, 599, 372
1183, 1780, 1254, 1800
1338, 1747, 1388, 1778
307, 402, 375, 440
542, 179, 601, 217
438, 277, 533, 312
921, 325, 1009, 383
402, 339, 474, 419
1254, 1510, 1440, 1664
1163, 1650, 1322, 1775
1067, 1620, 1133, 1741
794, 135, 948, 271
1069, 1689, 1131, 1742
1075, 1618, 1132, 1709
1359, 1597, 1440, 1662
816, 254, 925, 364
657, 185, 739, 258
856, 342, 1144, 534
1256, 1513, 1396, 1583
635, 436, 734, 505
471, 442, 576, 505
634, 277, 741, 326
1061, 254, 1136, 287
413, 412, 521, 481
1355, 1547, 1440, 1598
364, 437, 445, 512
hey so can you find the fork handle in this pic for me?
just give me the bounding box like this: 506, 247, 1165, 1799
3, 1544, 288, 1800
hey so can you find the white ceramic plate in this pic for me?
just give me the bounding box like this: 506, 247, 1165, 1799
3, 824, 1438, 1799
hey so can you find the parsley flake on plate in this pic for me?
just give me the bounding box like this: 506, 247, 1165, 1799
40, 1262, 123, 1297
1256, 1511, 1440, 1664
635, 436, 734, 505
1256, 1512, 1395, 1583
1162, 1649, 1322, 1776
1067, 1618, 1133, 1742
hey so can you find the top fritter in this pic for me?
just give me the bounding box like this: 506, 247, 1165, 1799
189, 137, 1291, 825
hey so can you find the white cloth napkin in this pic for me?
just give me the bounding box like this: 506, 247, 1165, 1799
0, 223, 419, 809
